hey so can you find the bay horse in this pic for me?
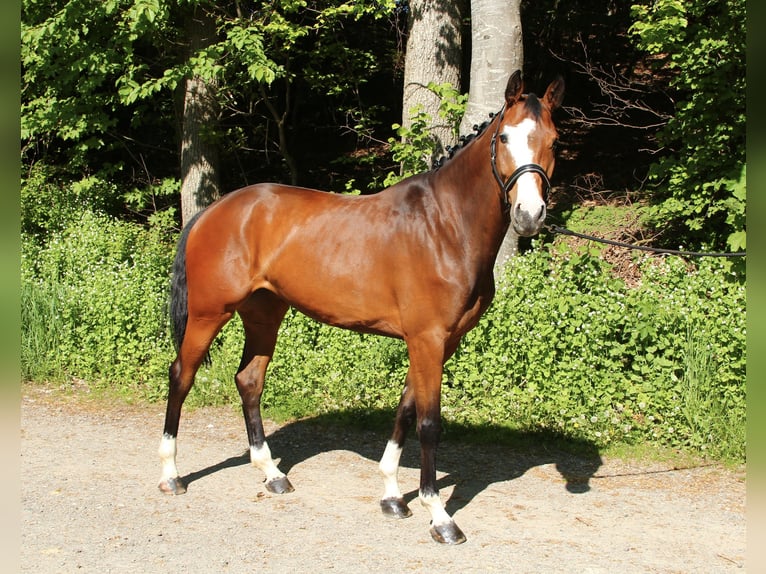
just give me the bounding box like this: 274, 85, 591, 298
158, 70, 564, 545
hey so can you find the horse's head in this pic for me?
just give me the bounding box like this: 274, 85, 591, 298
492, 70, 564, 237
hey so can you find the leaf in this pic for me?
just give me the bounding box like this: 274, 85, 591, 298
726, 230, 746, 251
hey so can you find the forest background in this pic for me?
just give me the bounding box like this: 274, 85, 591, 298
19, 0, 747, 463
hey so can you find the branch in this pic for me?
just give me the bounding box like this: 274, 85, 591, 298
551, 35, 673, 132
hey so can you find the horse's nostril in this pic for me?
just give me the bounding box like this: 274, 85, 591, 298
515, 203, 546, 221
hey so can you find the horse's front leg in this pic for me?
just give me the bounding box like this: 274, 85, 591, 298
417, 395, 466, 544
409, 333, 467, 545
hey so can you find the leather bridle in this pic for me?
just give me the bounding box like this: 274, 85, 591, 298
489, 105, 552, 212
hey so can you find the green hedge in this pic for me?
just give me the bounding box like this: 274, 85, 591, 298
21, 212, 746, 460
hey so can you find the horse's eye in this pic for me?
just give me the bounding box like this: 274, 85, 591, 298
551, 140, 559, 152
499, 134, 508, 144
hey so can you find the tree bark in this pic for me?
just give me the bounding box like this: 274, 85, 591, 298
459, 0, 524, 270
459, 0, 523, 135
401, 0, 465, 162
180, 8, 221, 228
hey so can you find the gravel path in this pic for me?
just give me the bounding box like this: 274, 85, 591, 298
21, 384, 745, 573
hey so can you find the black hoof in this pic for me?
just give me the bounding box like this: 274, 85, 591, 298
158, 476, 187, 495
380, 497, 413, 519
265, 476, 295, 494
429, 521, 467, 545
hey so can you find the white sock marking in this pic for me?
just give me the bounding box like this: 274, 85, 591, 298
250, 443, 285, 483
158, 434, 179, 482
420, 490, 453, 527
379, 440, 404, 500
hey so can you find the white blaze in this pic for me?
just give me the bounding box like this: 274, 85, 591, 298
502, 118, 545, 216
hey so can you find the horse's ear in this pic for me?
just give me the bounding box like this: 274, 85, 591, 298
505, 70, 524, 106
543, 75, 565, 110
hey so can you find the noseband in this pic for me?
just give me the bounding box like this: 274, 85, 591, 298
489, 105, 552, 212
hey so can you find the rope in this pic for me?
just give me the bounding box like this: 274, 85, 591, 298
545, 224, 746, 258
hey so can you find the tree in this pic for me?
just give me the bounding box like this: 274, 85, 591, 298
21, 0, 398, 229
459, 0, 523, 135
179, 4, 221, 226
630, 0, 746, 251
400, 0, 465, 164
460, 0, 524, 268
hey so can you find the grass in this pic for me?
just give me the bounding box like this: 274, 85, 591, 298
679, 326, 746, 462
20, 280, 65, 382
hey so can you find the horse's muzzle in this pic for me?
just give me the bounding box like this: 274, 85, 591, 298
512, 202, 546, 237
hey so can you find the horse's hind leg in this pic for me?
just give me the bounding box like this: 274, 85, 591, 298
379, 378, 416, 518
236, 293, 292, 493
159, 314, 231, 495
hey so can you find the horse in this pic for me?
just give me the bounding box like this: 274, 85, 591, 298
158, 70, 564, 545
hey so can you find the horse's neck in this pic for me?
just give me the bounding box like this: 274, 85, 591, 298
432, 137, 509, 269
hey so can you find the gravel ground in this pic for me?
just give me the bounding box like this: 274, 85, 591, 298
20, 384, 745, 573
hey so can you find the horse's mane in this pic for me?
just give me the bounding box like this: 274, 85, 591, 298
431, 95, 542, 170
431, 112, 496, 170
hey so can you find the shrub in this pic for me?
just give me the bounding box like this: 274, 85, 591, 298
445, 246, 745, 460
21, 217, 745, 461
21, 210, 177, 396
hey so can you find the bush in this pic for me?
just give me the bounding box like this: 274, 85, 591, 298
21, 210, 177, 396
21, 217, 745, 461
21, 163, 122, 242
445, 246, 745, 460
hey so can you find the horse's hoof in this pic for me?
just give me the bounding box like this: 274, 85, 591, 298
380, 497, 413, 519
429, 521, 467, 545
265, 476, 295, 494
158, 476, 187, 495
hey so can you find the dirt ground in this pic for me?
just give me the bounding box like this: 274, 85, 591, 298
20, 383, 745, 573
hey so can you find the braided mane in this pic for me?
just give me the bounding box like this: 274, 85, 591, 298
431, 112, 496, 170
432, 94, 541, 170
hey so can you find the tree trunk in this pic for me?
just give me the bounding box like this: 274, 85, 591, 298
401, 0, 465, 163
460, 0, 524, 271
460, 0, 523, 135
180, 8, 221, 228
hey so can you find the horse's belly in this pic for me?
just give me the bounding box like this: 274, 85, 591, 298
267, 261, 405, 338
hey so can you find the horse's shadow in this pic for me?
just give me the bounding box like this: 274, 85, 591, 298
181, 409, 602, 516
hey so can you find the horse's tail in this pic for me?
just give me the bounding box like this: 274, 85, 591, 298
170, 210, 205, 355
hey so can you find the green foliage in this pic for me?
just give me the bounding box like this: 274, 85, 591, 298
629, 0, 746, 251
263, 314, 407, 419
22, 0, 173, 155
21, 210, 177, 393
446, 246, 745, 461
384, 105, 434, 186
21, 214, 745, 461
22, 0, 399, 207
21, 163, 122, 241
383, 82, 467, 187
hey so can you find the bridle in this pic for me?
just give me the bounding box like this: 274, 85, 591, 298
489, 104, 552, 213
